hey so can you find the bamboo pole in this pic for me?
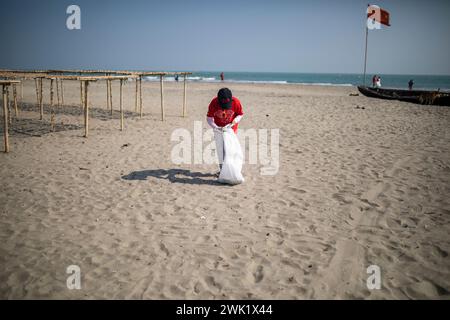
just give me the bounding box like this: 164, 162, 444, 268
135, 78, 139, 113
34, 78, 40, 108
13, 84, 18, 118
84, 81, 89, 138
39, 78, 43, 120
60, 79, 64, 105
80, 81, 84, 109
120, 79, 124, 131
6, 87, 11, 125
106, 79, 110, 109
2, 85, 9, 153
56, 78, 60, 107
183, 74, 187, 117
50, 79, 55, 127
50, 78, 54, 108
139, 76, 143, 117
109, 79, 113, 115
50, 113, 55, 132
160, 75, 165, 121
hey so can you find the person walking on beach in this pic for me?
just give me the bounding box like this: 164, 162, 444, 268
206, 88, 244, 174
175, 74, 179, 82
220, 72, 224, 81
408, 79, 414, 90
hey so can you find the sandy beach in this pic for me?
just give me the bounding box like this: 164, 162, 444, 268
1, 80, 449, 299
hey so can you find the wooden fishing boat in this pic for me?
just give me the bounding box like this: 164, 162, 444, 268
357, 86, 450, 106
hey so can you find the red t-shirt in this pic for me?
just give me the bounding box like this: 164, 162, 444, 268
207, 97, 244, 132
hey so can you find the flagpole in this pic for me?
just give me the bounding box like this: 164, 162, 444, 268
363, 25, 368, 86
363, 4, 369, 86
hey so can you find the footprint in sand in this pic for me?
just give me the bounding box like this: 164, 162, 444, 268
431, 245, 448, 258
193, 281, 203, 295
332, 193, 353, 205
159, 242, 170, 257
253, 265, 264, 283
288, 187, 307, 194
205, 276, 222, 290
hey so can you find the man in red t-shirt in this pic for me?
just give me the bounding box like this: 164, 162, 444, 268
206, 88, 244, 172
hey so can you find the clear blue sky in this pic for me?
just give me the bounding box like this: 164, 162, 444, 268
1, 0, 449, 75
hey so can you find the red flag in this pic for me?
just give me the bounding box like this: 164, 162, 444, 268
367, 5, 390, 26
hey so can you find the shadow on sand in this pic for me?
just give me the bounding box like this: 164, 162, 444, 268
121, 169, 222, 186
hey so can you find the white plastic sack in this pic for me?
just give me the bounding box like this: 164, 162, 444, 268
217, 128, 244, 185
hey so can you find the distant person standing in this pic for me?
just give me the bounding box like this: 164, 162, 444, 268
220, 72, 224, 81
408, 79, 414, 90
375, 76, 381, 88
372, 75, 377, 88
175, 74, 179, 82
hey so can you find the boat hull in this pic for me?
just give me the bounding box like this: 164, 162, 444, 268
357, 86, 450, 106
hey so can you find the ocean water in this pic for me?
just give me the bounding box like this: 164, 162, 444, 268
144, 72, 450, 90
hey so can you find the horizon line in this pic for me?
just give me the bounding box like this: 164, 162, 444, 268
1, 67, 449, 77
